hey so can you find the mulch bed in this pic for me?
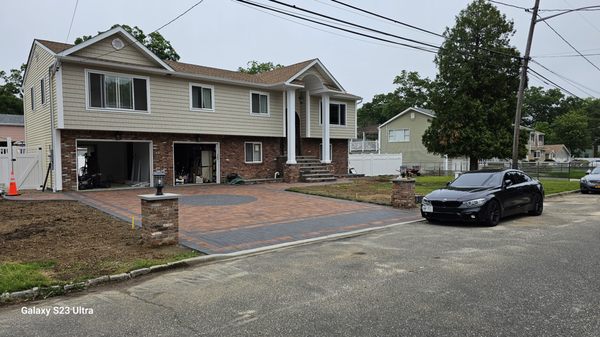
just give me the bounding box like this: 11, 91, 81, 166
0, 199, 196, 281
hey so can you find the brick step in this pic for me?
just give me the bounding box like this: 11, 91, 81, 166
303, 177, 337, 183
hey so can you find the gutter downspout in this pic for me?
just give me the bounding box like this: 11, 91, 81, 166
48, 61, 60, 192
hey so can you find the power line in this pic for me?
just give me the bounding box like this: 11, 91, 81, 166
527, 68, 579, 97
65, 0, 80, 43
234, 0, 439, 53
533, 52, 600, 58
530, 59, 600, 96
267, 0, 441, 50
539, 16, 600, 74
329, 0, 444, 38
488, 0, 530, 11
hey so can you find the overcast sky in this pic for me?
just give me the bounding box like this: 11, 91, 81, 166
2, 0, 600, 102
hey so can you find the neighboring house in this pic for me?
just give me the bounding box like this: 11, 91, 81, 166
523, 126, 545, 161
0, 114, 25, 146
541, 144, 571, 162
23, 26, 360, 191
378, 107, 469, 171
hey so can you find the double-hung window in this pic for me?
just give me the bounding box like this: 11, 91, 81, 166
319, 101, 347, 126
87, 70, 148, 112
388, 129, 410, 142
40, 79, 45, 105
250, 92, 269, 115
190, 83, 214, 111
245, 142, 262, 163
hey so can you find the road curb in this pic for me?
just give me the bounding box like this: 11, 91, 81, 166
0, 218, 425, 305
545, 190, 580, 198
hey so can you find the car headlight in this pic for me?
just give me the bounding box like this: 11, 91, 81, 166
580, 177, 588, 183
422, 197, 432, 206
462, 198, 486, 208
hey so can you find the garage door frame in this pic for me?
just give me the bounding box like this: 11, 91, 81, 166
172, 141, 220, 185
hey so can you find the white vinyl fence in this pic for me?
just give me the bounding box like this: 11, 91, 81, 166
0, 144, 43, 190
349, 139, 378, 153
348, 153, 403, 176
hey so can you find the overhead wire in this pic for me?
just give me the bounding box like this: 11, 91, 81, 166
65, 0, 80, 43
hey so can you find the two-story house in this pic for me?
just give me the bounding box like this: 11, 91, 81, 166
23, 26, 359, 191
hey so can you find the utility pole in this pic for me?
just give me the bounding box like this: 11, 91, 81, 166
512, 0, 541, 169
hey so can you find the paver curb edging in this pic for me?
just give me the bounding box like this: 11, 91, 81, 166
545, 190, 580, 198
0, 218, 425, 305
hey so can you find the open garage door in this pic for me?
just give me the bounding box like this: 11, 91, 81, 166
174, 143, 218, 185
76, 140, 152, 190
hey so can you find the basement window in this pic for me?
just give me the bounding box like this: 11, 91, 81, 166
245, 142, 262, 163
87, 70, 149, 112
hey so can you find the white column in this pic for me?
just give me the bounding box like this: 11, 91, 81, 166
305, 90, 311, 137
321, 93, 331, 163
286, 89, 296, 164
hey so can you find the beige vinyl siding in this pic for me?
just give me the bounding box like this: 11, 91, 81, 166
379, 111, 443, 164
61, 63, 284, 136
23, 44, 55, 187
296, 91, 305, 137
72, 36, 161, 68
308, 96, 356, 139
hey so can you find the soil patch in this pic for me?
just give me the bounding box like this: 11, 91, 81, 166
0, 199, 198, 282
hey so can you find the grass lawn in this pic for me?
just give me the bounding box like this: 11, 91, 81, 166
0, 200, 199, 294
287, 176, 579, 206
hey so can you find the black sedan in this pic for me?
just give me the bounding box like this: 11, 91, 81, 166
580, 166, 600, 193
421, 169, 544, 226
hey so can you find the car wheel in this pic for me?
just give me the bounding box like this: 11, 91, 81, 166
481, 199, 501, 227
581, 189, 589, 194
528, 193, 543, 216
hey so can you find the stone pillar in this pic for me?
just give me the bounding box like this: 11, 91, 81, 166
321, 93, 331, 163
138, 193, 180, 246
391, 178, 416, 209
286, 89, 296, 164
283, 164, 301, 183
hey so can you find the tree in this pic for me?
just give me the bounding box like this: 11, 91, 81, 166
422, 0, 523, 170
522, 86, 564, 126
551, 110, 590, 156
74, 25, 180, 61
238, 61, 283, 74
583, 99, 600, 156
357, 70, 432, 128
0, 64, 27, 115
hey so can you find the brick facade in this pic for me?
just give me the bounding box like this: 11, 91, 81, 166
140, 195, 179, 246
391, 178, 416, 209
60, 129, 349, 191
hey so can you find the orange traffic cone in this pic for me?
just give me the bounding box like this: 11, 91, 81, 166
7, 169, 19, 196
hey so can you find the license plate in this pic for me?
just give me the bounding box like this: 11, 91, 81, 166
422, 205, 433, 213
595, 185, 600, 189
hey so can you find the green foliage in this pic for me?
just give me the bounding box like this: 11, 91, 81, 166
551, 110, 590, 156
357, 70, 432, 127
0, 64, 26, 115
74, 25, 180, 61
533, 121, 555, 143
582, 99, 600, 156
422, 0, 522, 168
522, 86, 564, 126
238, 61, 284, 74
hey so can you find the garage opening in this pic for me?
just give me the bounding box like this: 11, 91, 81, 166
76, 140, 152, 190
174, 143, 217, 185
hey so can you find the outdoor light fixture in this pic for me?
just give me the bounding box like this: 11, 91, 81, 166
153, 170, 166, 196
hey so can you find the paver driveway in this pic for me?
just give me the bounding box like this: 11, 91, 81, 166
64, 183, 421, 253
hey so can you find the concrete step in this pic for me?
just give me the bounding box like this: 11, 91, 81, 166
301, 172, 336, 178
303, 177, 337, 183
300, 169, 331, 174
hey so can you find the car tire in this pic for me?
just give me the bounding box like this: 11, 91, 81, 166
481, 199, 501, 227
581, 189, 589, 194
528, 193, 543, 216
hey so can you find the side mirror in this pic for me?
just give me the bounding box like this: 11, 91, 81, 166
586, 169, 591, 175
504, 179, 513, 188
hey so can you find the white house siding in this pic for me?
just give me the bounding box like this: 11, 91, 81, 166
60, 63, 284, 137
23, 43, 55, 187
72, 35, 161, 68
308, 95, 356, 139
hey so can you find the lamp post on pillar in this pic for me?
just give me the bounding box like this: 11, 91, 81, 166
321, 93, 331, 164
286, 88, 296, 164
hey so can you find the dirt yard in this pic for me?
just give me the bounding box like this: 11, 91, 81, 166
0, 199, 197, 284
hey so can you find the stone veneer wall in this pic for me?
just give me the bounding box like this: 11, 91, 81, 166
60, 130, 282, 191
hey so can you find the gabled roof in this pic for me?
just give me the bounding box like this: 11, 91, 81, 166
378, 107, 436, 129
0, 114, 24, 126
542, 144, 571, 156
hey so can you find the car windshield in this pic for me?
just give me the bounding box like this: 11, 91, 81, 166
592, 167, 600, 175
450, 172, 503, 188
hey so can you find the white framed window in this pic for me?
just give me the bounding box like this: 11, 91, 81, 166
534, 151, 540, 158
319, 101, 347, 126
30, 87, 35, 110
410, 112, 415, 119
389, 129, 410, 142
245, 142, 263, 163
40, 78, 45, 105
189, 83, 214, 111
85, 69, 150, 112
250, 91, 269, 115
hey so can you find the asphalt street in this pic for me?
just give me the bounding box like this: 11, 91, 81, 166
1, 193, 599, 336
